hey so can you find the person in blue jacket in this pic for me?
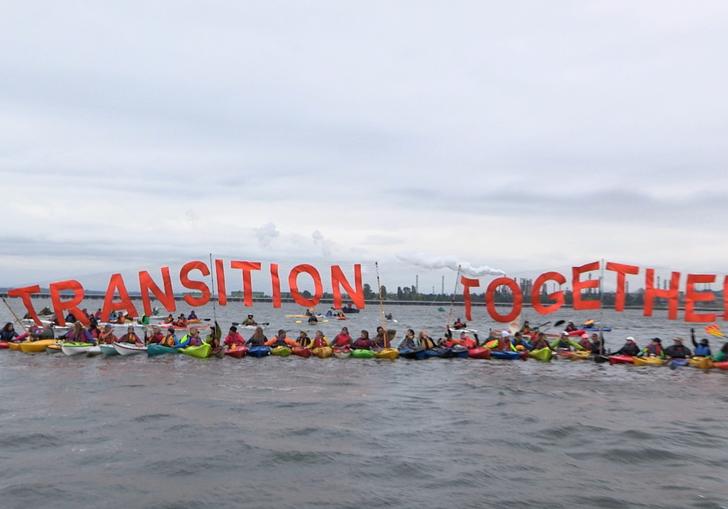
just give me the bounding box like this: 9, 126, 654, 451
690, 328, 711, 357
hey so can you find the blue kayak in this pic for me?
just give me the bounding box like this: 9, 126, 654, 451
582, 325, 612, 332
399, 348, 426, 360
424, 347, 449, 359
248, 346, 271, 358
669, 358, 689, 369
491, 350, 521, 360
147, 344, 179, 357
450, 346, 469, 359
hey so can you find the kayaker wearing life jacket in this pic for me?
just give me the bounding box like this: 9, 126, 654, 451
332, 327, 352, 348
399, 329, 417, 350
119, 326, 144, 345
164, 313, 175, 324
715, 341, 728, 362
241, 314, 257, 326
458, 331, 478, 349
577, 333, 592, 351
565, 321, 577, 333
690, 329, 711, 357
183, 328, 202, 347
63, 322, 95, 343
641, 338, 664, 358
521, 321, 532, 334
1, 323, 28, 342
296, 330, 312, 348
162, 327, 177, 347
512, 332, 531, 351
311, 330, 328, 348
530, 332, 549, 350
187, 310, 198, 320
266, 329, 295, 347
224, 326, 245, 348
246, 327, 268, 346
146, 326, 163, 344
174, 314, 187, 327
494, 331, 515, 352
307, 314, 318, 324
352, 330, 373, 350
664, 338, 692, 359
98, 324, 117, 344
550, 332, 574, 351
614, 337, 640, 356
452, 318, 466, 330
418, 330, 437, 350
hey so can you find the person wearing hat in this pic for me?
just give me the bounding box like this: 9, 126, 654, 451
242, 314, 257, 326
641, 337, 664, 357
690, 328, 712, 358
664, 338, 692, 359
224, 326, 245, 348
614, 337, 641, 356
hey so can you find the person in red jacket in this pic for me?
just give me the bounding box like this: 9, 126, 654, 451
224, 326, 245, 348
332, 327, 353, 348
352, 330, 373, 350
311, 330, 328, 349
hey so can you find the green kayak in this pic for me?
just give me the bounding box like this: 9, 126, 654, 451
100, 344, 120, 356
271, 346, 292, 357
352, 349, 375, 359
529, 347, 553, 362
181, 343, 211, 359
148, 344, 179, 357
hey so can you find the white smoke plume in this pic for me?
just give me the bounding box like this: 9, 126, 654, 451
396, 252, 505, 277
254, 222, 280, 248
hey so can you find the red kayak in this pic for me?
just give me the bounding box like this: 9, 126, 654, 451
468, 347, 491, 359
609, 355, 634, 365
714, 361, 728, 370
292, 346, 312, 358
225, 346, 248, 359
0, 341, 8, 349
568, 329, 586, 337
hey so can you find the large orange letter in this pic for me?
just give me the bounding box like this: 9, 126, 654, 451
460, 276, 480, 321
270, 263, 281, 308
486, 277, 522, 323
101, 273, 139, 322
724, 276, 728, 321
179, 261, 211, 307
331, 264, 365, 310
50, 280, 88, 326
572, 261, 601, 311
605, 262, 639, 312
8, 285, 41, 326
289, 264, 324, 308
643, 269, 680, 320
230, 261, 262, 307
139, 267, 176, 316
215, 259, 228, 306
685, 274, 716, 323
531, 271, 565, 315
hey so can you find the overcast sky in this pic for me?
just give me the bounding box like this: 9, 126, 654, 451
1, 1, 727, 291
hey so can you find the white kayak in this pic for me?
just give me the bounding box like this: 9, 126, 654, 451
449, 327, 478, 335
61, 343, 95, 356
113, 342, 147, 356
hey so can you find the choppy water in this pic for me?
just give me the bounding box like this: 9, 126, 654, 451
1, 301, 727, 508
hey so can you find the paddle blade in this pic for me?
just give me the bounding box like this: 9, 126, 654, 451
554, 319, 566, 327
705, 323, 725, 338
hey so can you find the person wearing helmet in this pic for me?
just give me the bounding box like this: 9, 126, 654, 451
614, 337, 640, 356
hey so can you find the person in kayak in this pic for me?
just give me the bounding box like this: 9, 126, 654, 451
715, 341, 728, 362
98, 324, 117, 344
332, 327, 353, 348
576, 333, 592, 351
224, 326, 245, 348
307, 314, 318, 324
417, 330, 437, 350
1, 323, 29, 342
589, 333, 605, 355
493, 331, 515, 352
512, 332, 531, 351
174, 314, 188, 327
452, 318, 466, 330
664, 338, 692, 359
187, 310, 198, 320
565, 321, 577, 333
164, 313, 175, 324
185, 328, 204, 347
119, 326, 144, 346
241, 314, 257, 326
458, 331, 478, 349
161, 327, 177, 347
373, 326, 387, 349
613, 337, 640, 356
146, 326, 164, 344
311, 330, 328, 349
399, 329, 417, 350
690, 329, 711, 357
246, 327, 268, 347
521, 321, 532, 334
352, 330, 373, 350
266, 329, 294, 348
530, 332, 550, 351
550, 332, 574, 351
63, 322, 95, 343
641, 337, 664, 357
296, 330, 312, 348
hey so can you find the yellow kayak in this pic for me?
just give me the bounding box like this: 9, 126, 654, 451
312, 346, 333, 358
375, 348, 399, 360
633, 356, 665, 367
688, 357, 713, 369
20, 339, 58, 353
569, 350, 591, 361
8, 342, 22, 351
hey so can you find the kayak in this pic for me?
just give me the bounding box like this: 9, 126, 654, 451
375, 348, 399, 360
333, 347, 351, 358
468, 347, 491, 359
529, 347, 553, 362
633, 356, 665, 367
450, 345, 469, 359
714, 361, 728, 370
61, 342, 95, 356
99, 344, 120, 356
8, 342, 22, 351
609, 355, 634, 365
688, 357, 714, 369
0, 341, 8, 349
423, 347, 448, 359
292, 346, 311, 358
569, 351, 591, 361
490, 350, 521, 360
181, 343, 212, 359
46, 344, 61, 353
248, 346, 271, 358
567, 329, 587, 337
399, 348, 426, 360
86, 346, 102, 356
351, 349, 375, 359
113, 342, 147, 356
312, 346, 333, 358
271, 346, 292, 357
449, 327, 478, 335
224, 345, 248, 359
668, 358, 689, 368
581, 325, 612, 332
148, 344, 179, 357
19, 339, 57, 353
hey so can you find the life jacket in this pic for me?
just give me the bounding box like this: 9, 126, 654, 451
333, 334, 351, 347
645, 343, 663, 356
162, 335, 176, 347
461, 337, 477, 349
694, 344, 711, 357
177, 335, 191, 347
297, 336, 312, 347
353, 338, 372, 349
419, 336, 436, 350
312, 337, 328, 348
